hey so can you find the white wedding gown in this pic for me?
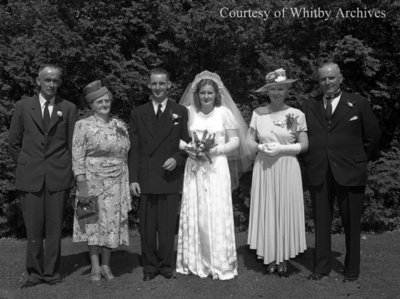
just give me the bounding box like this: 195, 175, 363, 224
176, 106, 238, 280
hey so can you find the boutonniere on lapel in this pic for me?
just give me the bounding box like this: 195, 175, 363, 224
169, 111, 182, 125
57, 111, 63, 118
345, 100, 354, 108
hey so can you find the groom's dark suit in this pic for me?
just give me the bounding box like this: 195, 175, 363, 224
8, 95, 77, 283
303, 91, 380, 277
129, 99, 189, 276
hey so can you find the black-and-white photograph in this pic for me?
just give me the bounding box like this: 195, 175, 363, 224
0, 1, 399, 298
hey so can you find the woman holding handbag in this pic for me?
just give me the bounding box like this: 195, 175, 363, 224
72, 80, 131, 283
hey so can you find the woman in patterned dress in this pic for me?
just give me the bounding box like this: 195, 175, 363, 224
246, 68, 308, 277
72, 81, 131, 283
176, 71, 251, 280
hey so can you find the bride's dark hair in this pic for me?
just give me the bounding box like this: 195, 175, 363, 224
193, 79, 222, 111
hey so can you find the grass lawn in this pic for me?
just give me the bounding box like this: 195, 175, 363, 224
0, 230, 399, 299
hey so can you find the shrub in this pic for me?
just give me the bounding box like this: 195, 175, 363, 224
0, 129, 25, 237
363, 141, 400, 231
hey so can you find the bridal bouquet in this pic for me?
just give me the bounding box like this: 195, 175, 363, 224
185, 130, 217, 163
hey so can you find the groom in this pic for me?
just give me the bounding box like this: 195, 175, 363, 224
129, 68, 190, 280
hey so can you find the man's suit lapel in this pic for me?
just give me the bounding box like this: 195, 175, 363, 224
48, 97, 62, 133
141, 102, 156, 138
310, 98, 327, 129
155, 100, 174, 138
29, 95, 44, 132
329, 93, 353, 131
149, 100, 175, 154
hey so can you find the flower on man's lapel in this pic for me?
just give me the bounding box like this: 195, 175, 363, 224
169, 111, 182, 124
346, 101, 354, 108
57, 111, 63, 118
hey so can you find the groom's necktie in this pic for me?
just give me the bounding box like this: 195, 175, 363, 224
43, 100, 51, 132
156, 104, 163, 119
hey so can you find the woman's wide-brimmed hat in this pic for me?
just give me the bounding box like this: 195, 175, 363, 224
255, 68, 298, 93
83, 80, 110, 103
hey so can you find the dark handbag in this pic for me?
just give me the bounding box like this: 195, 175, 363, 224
74, 196, 97, 220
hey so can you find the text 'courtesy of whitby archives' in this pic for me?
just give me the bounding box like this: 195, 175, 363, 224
220, 6, 387, 21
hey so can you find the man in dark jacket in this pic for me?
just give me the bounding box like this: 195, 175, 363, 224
303, 62, 380, 282
8, 64, 77, 288
129, 68, 190, 281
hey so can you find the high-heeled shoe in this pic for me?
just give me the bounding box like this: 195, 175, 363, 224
90, 267, 101, 283
277, 261, 289, 278
265, 261, 276, 274
101, 265, 115, 281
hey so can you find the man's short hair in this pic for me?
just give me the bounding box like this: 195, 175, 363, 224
317, 62, 341, 73
149, 67, 170, 80
38, 64, 63, 77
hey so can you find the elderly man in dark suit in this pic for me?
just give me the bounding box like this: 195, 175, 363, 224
303, 62, 380, 282
129, 68, 190, 281
8, 64, 77, 288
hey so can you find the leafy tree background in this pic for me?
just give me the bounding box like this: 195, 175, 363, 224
0, 0, 399, 237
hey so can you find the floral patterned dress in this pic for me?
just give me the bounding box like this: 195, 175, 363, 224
72, 116, 131, 248
176, 106, 238, 280
247, 107, 307, 264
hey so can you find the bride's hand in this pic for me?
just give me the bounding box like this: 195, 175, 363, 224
179, 139, 187, 150
185, 145, 197, 160
209, 145, 224, 156
187, 152, 197, 160
209, 146, 217, 156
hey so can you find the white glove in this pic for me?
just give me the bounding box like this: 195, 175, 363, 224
210, 137, 239, 156
259, 142, 301, 156
179, 139, 187, 150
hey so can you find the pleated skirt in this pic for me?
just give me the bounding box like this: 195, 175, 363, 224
247, 153, 306, 264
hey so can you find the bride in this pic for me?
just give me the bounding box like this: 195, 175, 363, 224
176, 71, 251, 280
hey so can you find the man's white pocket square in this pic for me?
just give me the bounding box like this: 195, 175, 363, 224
349, 116, 358, 121
174, 122, 179, 125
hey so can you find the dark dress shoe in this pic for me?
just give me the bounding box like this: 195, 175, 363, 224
307, 272, 327, 280
21, 280, 42, 289
143, 274, 156, 281
161, 272, 177, 279
343, 276, 358, 283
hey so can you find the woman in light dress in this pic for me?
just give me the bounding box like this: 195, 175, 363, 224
72, 80, 131, 283
176, 71, 251, 280
246, 68, 308, 277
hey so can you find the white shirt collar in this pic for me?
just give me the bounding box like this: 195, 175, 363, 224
39, 93, 55, 107
152, 98, 168, 113
323, 92, 341, 113
39, 93, 55, 116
